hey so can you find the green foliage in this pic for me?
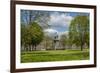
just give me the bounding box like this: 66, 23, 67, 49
21, 24, 32, 45
21, 22, 44, 49
28, 22, 44, 46
69, 15, 89, 50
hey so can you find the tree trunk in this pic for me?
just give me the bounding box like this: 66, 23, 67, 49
34, 45, 37, 50
45, 40, 47, 50
80, 33, 83, 51
81, 43, 83, 51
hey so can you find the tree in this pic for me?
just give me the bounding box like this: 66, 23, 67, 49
21, 10, 50, 51
28, 22, 44, 50
21, 22, 44, 51
60, 34, 67, 50
43, 35, 52, 50
69, 15, 89, 51
21, 24, 32, 51
21, 10, 50, 28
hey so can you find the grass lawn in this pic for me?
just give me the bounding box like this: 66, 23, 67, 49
21, 49, 89, 63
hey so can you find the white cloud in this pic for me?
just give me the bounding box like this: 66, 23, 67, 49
44, 28, 59, 39
48, 12, 73, 30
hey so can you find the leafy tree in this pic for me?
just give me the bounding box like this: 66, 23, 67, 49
21, 24, 26, 46
60, 34, 67, 50
21, 24, 32, 51
21, 22, 44, 51
69, 15, 89, 51
28, 22, 44, 50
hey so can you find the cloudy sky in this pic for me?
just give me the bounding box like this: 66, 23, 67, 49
47, 11, 89, 35
48, 12, 73, 33
21, 10, 89, 35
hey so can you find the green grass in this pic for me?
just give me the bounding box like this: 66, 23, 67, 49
21, 49, 89, 63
